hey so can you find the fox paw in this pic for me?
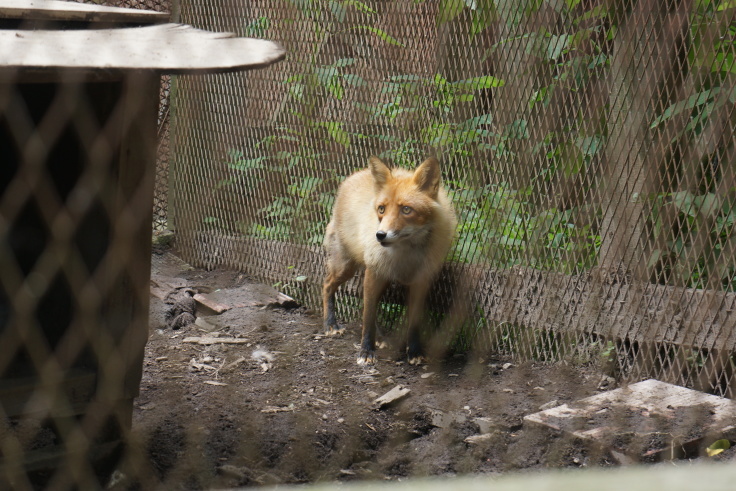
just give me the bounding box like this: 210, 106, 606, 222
356, 350, 376, 365
325, 325, 346, 336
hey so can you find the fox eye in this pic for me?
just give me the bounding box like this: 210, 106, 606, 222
401, 206, 412, 215
377, 205, 385, 214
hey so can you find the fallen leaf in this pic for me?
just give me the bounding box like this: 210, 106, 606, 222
707, 439, 731, 457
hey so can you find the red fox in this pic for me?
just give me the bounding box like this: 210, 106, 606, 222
322, 156, 457, 365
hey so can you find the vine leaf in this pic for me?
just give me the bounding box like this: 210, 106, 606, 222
352, 26, 405, 47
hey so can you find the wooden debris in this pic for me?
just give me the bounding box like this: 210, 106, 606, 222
193, 293, 231, 314
267, 292, 299, 310
261, 405, 295, 413
222, 357, 248, 372
372, 385, 410, 410
183, 336, 248, 345
203, 381, 228, 387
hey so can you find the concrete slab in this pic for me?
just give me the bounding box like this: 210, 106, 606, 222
524, 379, 736, 461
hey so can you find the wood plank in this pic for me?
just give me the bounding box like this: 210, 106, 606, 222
176, 231, 736, 352
0, 24, 285, 74
0, 0, 168, 23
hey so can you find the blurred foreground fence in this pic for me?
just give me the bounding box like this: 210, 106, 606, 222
169, 0, 736, 397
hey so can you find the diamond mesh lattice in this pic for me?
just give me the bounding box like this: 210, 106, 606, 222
169, 0, 736, 396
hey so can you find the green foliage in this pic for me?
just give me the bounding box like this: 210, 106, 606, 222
214, 0, 734, 299
648, 190, 736, 289
449, 182, 600, 272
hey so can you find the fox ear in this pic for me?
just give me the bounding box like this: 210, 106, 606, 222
413, 157, 440, 198
368, 156, 391, 187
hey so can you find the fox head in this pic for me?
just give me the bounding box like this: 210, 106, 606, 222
368, 156, 442, 247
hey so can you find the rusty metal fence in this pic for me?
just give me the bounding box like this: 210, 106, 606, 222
2, 0, 736, 489
169, 0, 736, 396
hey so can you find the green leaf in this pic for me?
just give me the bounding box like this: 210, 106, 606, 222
693, 193, 720, 218
458, 75, 506, 89
650, 88, 719, 128
352, 26, 405, 47
464, 113, 494, 127
438, 0, 465, 25
244, 16, 271, 37
295, 275, 308, 282
470, 2, 498, 37
717, 0, 736, 11
228, 156, 267, 171
329, 1, 347, 22
557, 143, 584, 177
706, 439, 731, 457
573, 4, 607, 25
506, 119, 529, 139
343, 0, 377, 14
334, 57, 356, 68
546, 34, 571, 60
575, 135, 603, 157
320, 121, 351, 148
671, 191, 696, 216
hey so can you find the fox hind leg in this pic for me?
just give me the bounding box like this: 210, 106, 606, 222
322, 255, 357, 336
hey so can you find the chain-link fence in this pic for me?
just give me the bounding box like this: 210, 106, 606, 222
4, 0, 736, 489
170, 0, 736, 395
69, 0, 174, 233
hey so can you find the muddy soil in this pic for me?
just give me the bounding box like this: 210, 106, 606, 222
121, 250, 732, 489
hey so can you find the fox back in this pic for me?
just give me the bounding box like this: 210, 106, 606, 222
324, 157, 456, 285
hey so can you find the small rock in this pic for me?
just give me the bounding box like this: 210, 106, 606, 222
464, 433, 497, 445
421, 372, 435, 379
539, 399, 559, 411
195, 316, 218, 332
429, 408, 466, 428
502, 362, 513, 370
473, 417, 497, 434
218, 465, 246, 480
598, 375, 616, 389
372, 385, 410, 410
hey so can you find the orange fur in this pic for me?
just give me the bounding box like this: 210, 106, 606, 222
322, 156, 457, 365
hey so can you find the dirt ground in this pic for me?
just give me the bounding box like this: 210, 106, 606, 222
121, 249, 731, 489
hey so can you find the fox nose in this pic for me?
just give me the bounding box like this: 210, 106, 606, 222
375, 230, 387, 242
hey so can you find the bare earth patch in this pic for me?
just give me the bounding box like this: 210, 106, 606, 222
122, 250, 733, 489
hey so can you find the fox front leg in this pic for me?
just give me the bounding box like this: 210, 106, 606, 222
405, 281, 432, 365
358, 269, 389, 365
